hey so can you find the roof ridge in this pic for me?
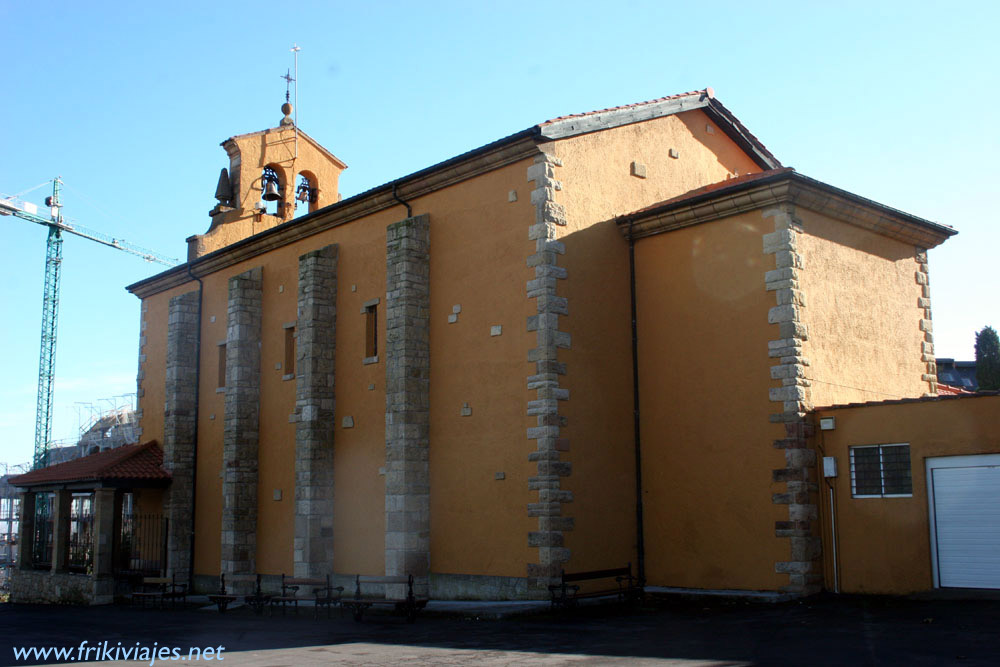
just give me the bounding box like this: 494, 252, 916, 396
538, 89, 711, 126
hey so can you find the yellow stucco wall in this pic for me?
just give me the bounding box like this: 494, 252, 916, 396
134, 488, 163, 516
631, 211, 787, 591
797, 210, 927, 406
549, 110, 768, 577
814, 396, 1000, 594
135, 107, 784, 587
139, 156, 538, 579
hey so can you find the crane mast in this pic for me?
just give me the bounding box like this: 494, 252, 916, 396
1, 178, 177, 468
35, 180, 64, 468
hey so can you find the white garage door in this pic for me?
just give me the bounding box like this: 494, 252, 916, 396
927, 454, 1000, 589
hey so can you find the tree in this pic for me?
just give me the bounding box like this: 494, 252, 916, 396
975, 326, 1000, 391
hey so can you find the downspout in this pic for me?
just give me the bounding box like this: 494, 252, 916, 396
627, 219, 646, 589
185, 264, 203, 591
392, 184, 412, 219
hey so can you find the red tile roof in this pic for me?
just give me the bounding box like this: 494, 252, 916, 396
936, 383, 976, 396
10, 441, 169, 488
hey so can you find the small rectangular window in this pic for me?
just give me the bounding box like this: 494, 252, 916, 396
217, 343, 227, 389
850, 444, 912, 498
363, 299, 379, 364
284, 326, 296, 377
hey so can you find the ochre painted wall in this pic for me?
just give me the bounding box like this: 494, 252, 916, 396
549, 109, 767, 575
421, 161, 537, 579
136, 108, 780, 586
814, 396, 1000, 594
797, 210, 927, 406
139, 156, 538, 579
632, 211, 787, 591
134, 488, 163, 516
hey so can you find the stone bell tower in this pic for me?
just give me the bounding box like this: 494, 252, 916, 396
186, 101, 347, 261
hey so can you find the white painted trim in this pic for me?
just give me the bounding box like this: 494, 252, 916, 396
926, 453, 1000, 589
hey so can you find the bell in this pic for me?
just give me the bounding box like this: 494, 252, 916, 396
295, 185, 310, 202
214, 168, 232, 204
262, 180, 281, 201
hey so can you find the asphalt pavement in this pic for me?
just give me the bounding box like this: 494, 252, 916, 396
2, 594, 998, 666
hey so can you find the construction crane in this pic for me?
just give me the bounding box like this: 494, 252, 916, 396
1, 178, 178, 469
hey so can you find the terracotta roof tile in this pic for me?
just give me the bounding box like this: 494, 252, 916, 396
936, 383, 976, 396
10, 441, 169, 487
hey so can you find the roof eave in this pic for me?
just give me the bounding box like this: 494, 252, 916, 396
618, 171, 956, 249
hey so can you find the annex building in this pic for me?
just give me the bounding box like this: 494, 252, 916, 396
13, 89, 999, 604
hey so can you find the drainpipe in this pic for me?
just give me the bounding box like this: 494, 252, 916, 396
828, 483, 839, 593
627, 220, 646, 589
185, 264, 203, 591
392, 184, 412, 219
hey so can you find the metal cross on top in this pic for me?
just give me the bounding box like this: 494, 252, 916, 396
280, 69, 295, 102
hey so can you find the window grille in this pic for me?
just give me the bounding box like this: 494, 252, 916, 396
68, 493, 94, 573
850, 444, 912, 498
31, 493, 54, 569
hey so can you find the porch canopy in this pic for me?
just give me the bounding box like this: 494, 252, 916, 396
9, 441, 169, 604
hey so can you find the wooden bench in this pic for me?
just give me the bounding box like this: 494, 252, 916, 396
131, 574, 187, 608
206, 573, 270, 614
269, 574, 344, 618
548, 563, 638, 610
340, 574, 427, 623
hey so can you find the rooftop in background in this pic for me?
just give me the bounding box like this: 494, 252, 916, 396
936, 358, 978, 392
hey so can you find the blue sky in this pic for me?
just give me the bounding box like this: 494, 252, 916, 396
1, 1, 997, 466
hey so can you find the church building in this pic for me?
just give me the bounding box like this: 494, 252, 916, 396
16, 89, 982, 604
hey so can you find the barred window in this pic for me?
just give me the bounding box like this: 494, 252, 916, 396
850, 444, 912, 498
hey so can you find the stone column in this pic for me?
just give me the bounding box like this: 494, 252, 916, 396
384, 215, 430, 598
222, 267, 263, 580
163, 290, 200, 584
16, 492, 35, 570
915, 249, 937, 395
92, 488, 116, 603
763, 204, 822, 595
51, 489, 71, 573
294, 245, 338, 578
525, 153, 573, 594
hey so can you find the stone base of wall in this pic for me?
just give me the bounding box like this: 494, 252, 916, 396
430, 573, 536, 601
9, 570, 113, 605
195, 572, 537, 601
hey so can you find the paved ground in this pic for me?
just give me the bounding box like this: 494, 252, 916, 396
2, 594, 999, 666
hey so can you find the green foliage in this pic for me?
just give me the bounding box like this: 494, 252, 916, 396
975, 326, 1000, 391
